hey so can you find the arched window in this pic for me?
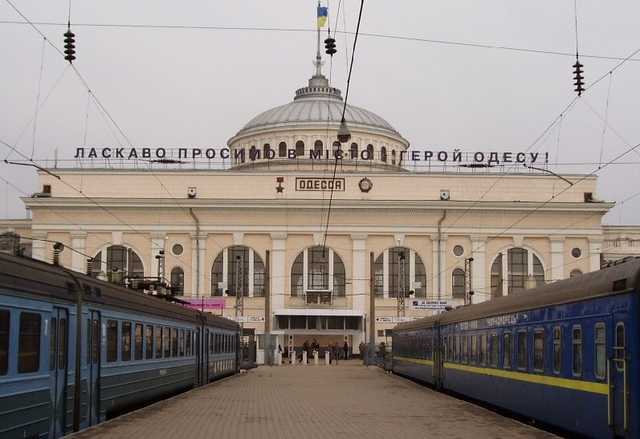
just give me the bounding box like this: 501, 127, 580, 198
263, 143, 271, 158
290, 247, 346, 299
381, 146, 387, 162
295, 140, 305, 157
391, 150, 397, 165
350, 143, 358, 159
570, 269, 582, 278
313, 140, 323, 156
452, 268, 465, 299
278, 142, 287, 157
249, 145, 257, 161
210, 246, 265, 297
373, 247, 427, 298
366, 144, 374, 160
171, 267, 184, 296
490, 247, 545, 298
91, 245, 144, 285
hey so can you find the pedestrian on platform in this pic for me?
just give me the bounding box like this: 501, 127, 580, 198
343, 341, 349, 360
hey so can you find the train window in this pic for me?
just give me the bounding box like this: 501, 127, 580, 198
18, 313, 41, 373
471, 335, 477, 364
145, 326, 153, 360
462, 335, 468, 363
490, 333, 498, 367
92, 318, 99, 364
163, 327, 171, 358
50, 317, 57, 370
533, 330, 544, 372
58, 318, 67, 369
594, 323, 606, 380
209, 332, 214, 354
503, 332, 512, 368
135, 323, 143, 360
454, 335, 459, 362
107, 320, 118, 362
155, 327, 162, 358
186, 330, 192, 356
615, 323, 625, 372
171, 328, 178, 357
179, 329, 185, 357
121, 322, 132, 361
552, 327, 561, 374
572, 326, 583, 376
516, 331, 527, 370
0, 310, 9, 375
480, 335, 487, 365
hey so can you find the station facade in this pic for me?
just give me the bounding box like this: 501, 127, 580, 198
2, 60, 639, 364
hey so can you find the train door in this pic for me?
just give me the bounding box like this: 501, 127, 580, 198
49, 307, 68, 438
612, 319, 628, 436
86, 311, 101, 426
205, 329, 210, 382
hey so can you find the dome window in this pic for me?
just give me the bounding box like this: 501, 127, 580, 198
366, 144, 374, 160
295, 141, 305, 158
381, 147, 387, 162
278, 142, 287, 158
314, 140, 323, 155
350, 143, 358, 159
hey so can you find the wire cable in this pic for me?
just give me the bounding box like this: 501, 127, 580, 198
1, 19, 638, 63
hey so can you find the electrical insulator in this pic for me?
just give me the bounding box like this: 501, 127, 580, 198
64, 29, 76, 63
324, 37, 337, 56
573, 59, 585, 96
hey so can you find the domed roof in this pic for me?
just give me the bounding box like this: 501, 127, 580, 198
229, 73, 405, 142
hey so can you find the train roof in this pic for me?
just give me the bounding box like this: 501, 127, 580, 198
395, 257, 640, 332
0, 253, 239, 331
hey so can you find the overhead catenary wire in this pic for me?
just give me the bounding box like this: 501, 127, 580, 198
1, 19, 638, 63
30, 37, 46, 160
322, 0, 364, 251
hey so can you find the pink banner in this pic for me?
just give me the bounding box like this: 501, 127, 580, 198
181, 297, 225, 312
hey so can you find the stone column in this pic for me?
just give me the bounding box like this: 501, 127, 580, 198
71, 231, 87, 273
550, 236, 565, 282
431, 234, 447, 301
190, 233, 207, 297
271, 233, 287, 311
470, 235, 487, 303
382, 249, 389, 298
351, 234, 367, 314
588, 237, 603, 273
31, 231, 47, 262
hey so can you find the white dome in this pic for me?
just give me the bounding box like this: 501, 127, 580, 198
229, 73, 405, 142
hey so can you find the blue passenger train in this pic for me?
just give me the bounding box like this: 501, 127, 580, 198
393, 258, 638, 439
0, 253, 240, 438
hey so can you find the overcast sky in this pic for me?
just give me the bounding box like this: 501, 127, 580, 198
1, 0, 639, 223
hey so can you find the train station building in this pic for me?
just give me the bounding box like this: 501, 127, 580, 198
2, 52, 639, 364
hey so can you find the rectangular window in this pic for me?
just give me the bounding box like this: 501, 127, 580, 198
171, 328, 178, 357
594, 323, 606, 380
462, 335, 468, 363
186, 330, 192, 356
50, 317, 57, 370
533, 330, 544, 372
155, 326, 162, 358
107, 320, 118, 362
516, 331, 527, 370
145, 325, 153, 360
135, 323, 143, 360
572, 326, 582, 376
454, 335, 459, 362
490, 333, 499, 367
163, 327, 170, 358
503, 332, 512, 368
552, 327, 561, 374
0, 310, 9, 375
58, 317, 67, 369
471, 335, 477, 364
18, 312, 41, 373
179, 329, 185, 357
121, 322, 131, 361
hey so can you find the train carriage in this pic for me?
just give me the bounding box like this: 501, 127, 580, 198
393, 258, 639, 439
0, 253, 240, 439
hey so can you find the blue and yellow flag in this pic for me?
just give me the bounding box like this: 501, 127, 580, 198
317, 6, 328, 28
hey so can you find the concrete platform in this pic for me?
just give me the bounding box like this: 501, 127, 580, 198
69, 361, 557, 439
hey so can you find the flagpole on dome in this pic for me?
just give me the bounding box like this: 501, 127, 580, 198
315, 2, 328, 77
